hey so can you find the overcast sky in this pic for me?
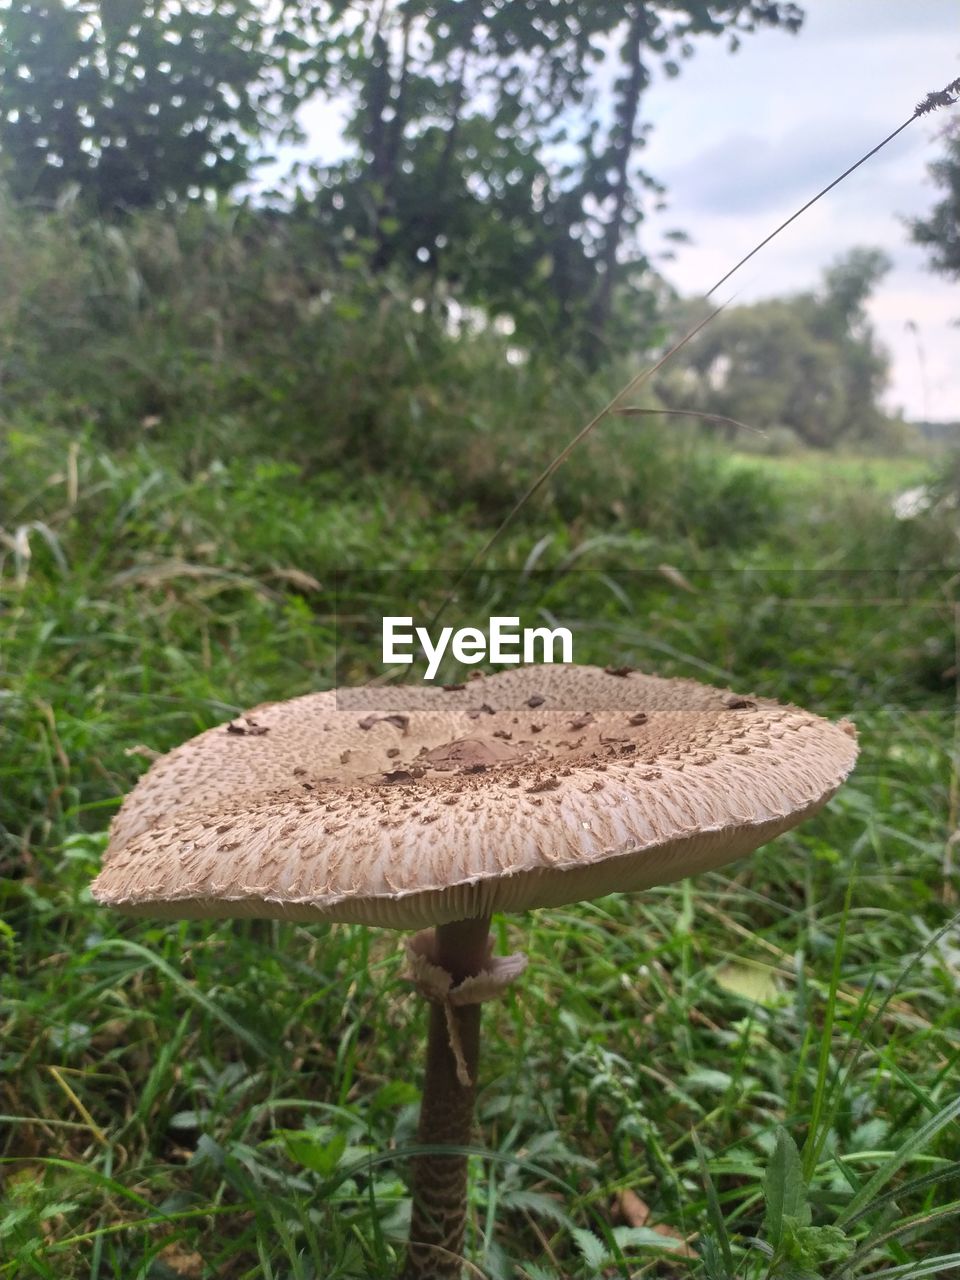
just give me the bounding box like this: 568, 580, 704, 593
639, 0, 960, 421
287, 1, 959, 420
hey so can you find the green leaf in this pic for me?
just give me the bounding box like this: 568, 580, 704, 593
522, 1265, 560, 1280
611, 1225, 687, 1252
861, 1256, 960, 1280
371, 1080, 420, 1112
498, 1189, 574, 1230
685, 1067, 734, 1092
570, 1227, 607, 1271
169, 1110, 210, 1129
692, 1130, 734, 1276
782, 1219, 852, 1266
280, 1129, 347, 1177
190, 1134, 225, 1171
764, 1129, 810, 1247
837, 1093, 960, 1225
37, 1201, 80, 1221
714, 960, 781, 1005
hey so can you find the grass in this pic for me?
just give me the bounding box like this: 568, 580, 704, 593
1, 196, 958, 1276
2, 412, 958, 1280
731, 451, 934, 498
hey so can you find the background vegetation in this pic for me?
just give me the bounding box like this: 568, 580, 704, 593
2, 3, 959, 1278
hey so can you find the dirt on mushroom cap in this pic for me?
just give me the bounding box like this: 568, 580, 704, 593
91, 665, 858, 930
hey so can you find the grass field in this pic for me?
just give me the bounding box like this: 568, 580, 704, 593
732, 452, 934, 497
2, 411, 958, 1280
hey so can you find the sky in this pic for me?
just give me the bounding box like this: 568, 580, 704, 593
285, 0, 960, 421
637, 0, 960, 421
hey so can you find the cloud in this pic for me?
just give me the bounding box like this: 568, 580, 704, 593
657, 117, 900, 217
813, 0, 960, 41
633, 0, 960, 416
275, 0, 960, 416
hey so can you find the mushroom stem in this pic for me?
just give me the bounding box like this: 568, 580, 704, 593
403, 915, 491, 1280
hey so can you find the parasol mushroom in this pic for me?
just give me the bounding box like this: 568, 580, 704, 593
91, 664, 858, 1278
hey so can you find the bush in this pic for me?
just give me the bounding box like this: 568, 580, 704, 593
0, 196, 792, 550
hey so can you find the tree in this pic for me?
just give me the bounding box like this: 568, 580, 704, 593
818, 247, 891, 336
0, 0, 806, 352
289, 0, 805, 358
0, 0, 293, 211
658, 249, 893, 447
910, 123, 960, 281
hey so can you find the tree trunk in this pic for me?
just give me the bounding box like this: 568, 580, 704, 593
584, 5, 650, 365
425, 50, 469, 295
372, 9, 411, 269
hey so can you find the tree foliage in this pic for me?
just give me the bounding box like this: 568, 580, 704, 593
659, 249, 893, 447
292, 0, 804, 357
0, 0, 805, 350
910, 122, 960, 281
0, 0, 293, 211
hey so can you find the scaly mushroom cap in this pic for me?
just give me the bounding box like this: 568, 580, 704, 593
91, 665, 858, 929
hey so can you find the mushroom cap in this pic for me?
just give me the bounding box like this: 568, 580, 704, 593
91, 665, 858, 929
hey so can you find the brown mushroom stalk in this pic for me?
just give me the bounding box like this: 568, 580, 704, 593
403, 914, 492, 1280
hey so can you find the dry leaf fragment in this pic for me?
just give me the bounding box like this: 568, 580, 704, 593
613, 1190, 697, 1256
156, 1244, 204, 1278
615, 1187, 650, 1227
657, 563, 697, 593
268, 566, 323, 592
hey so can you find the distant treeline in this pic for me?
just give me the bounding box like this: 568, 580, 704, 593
913, 420, 960, 442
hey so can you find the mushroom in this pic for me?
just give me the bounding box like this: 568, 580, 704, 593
91, 665, 858, 1278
